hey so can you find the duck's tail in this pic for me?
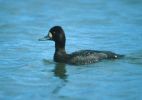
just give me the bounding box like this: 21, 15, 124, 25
105, 51, 124, 59
115, 54, 125, 59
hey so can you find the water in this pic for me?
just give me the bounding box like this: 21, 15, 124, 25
0, 0, 142, 100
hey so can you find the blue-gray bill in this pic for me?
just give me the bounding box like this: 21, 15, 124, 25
38, 36, 50, 41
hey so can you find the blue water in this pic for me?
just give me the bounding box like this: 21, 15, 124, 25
0, 0, 142, 100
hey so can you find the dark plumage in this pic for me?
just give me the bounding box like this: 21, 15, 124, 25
39, 26, 124, 65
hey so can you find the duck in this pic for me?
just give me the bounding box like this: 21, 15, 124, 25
39, 26, 124, 65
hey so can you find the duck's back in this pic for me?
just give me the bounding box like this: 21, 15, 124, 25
67, 50, 123, 65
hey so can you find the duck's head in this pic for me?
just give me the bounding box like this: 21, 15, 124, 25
39, 26, 66, 44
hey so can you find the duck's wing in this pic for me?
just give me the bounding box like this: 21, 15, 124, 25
68, 50, 106, 65
96, 50, 124, 59
68, 50, 124, 65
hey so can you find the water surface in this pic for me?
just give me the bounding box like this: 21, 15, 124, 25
0, 0, 142, 100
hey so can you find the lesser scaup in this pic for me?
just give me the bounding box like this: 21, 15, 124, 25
39, 26, 124, 65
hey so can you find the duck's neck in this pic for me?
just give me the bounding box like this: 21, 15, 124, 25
55, 41, 66, 54
54, 36, 68, 63
54, 41, 67, 63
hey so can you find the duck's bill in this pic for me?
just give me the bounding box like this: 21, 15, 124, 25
38, 36, 50, 41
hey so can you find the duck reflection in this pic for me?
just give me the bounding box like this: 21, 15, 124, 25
42, 59, 67, 80
53, 63, 67, 80
51, 63, 68, 94
42, 59, 68, 94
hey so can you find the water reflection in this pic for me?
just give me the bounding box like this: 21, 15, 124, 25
42, 59, 67, 94
42, 59, 68, 80
53, 63, 67, 80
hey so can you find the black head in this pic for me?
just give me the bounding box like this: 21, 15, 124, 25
48, 26, 66, 42
39, 26, 66, 49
